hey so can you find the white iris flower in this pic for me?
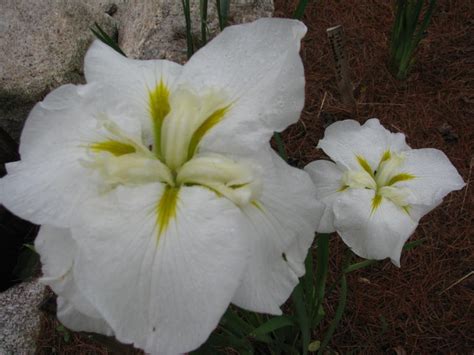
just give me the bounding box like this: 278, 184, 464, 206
0, 19, 324, 354
305, 119, 465, 266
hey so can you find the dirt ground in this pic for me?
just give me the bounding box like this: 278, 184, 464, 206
274, 0, 473, 353
36, 1, 473, 353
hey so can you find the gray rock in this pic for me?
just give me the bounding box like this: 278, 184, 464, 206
0, 0, 273, 140
0, 0, 118, 139
117, 0, 274, 63
0, 280, 45, 354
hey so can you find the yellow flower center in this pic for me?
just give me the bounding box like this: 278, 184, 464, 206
84, 82, 262, 236
340, 151, 415, 213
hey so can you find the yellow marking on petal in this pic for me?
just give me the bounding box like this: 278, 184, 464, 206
149, 80, 171, 157
380, 150, 391, 163
371, 194, 383, 213
387, 173, 415, 186
251, 200, 264, 212
90, 140, 136, 156
187, 105, 230, 160
356, 155, 374, 178
402, 205, 411, 215
156, 186, 179, 238
338, 185, 349, 192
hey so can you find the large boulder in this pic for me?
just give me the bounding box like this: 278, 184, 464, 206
0, 0, 273, 140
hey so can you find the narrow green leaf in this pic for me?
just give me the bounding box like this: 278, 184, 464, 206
90, 23, 126, 56
250, 316, 295, 338
292, 283, 310, 355
181, 0, 194, 58
293, 0, 310, 20
303, 249, 314, 317
318, 273, 348, 354
216, 0, 230, 30
310, 234, 330, 328
200, 0, 209, 45
273, 132, 287, 160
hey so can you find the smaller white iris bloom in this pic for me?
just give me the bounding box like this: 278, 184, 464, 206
0, 19, 324, 354
305, 119, 465, 266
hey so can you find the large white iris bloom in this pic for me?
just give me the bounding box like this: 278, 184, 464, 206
0, 19, 324, 354
305, 119, 465, 266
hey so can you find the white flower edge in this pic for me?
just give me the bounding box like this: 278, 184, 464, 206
305, 119, 465, 266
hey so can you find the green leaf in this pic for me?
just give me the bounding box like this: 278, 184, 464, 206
310, 234, 330, 328
90, 23, 126, 56
293, 0, 310, 20
273, 132, 287, 160
292, 283, 310, 355
318, 273, 348, 354
216, 0, 230, 30
199, 0, 209, 45
250, 316, 295, 338
181, 0, 194, 58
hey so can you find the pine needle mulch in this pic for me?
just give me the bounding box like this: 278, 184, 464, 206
275, 0, 473, 353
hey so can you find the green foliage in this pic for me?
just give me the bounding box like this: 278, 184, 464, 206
293, 0, 311, 20
181, 0, 194, 59
90, 23, 126, 57
216, 0, 230, 30
389, 0, 437, 80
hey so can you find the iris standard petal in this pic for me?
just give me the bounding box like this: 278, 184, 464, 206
71, 183, 249, 354
85, 40, 183, 148
317, 119, 410, 171
232, 148, 323, 314
332, 189, 418, 266
178, 18, 307, 156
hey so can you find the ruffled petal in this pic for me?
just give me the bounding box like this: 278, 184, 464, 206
35, 225, 113, 335
332, 189, 418, 266
57, 297, 114, 336
232, 148, 323, 314
305, 160, 345, 233
85, 41, 183, 145
397, 148, 465, 206
0, 83, 144, 227
179, 18, 307, 155
317, 119, 410, 171
85, 40, 182, 94
71, 183, 249, 354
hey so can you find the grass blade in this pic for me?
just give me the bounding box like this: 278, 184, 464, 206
200, 0, 208, 45
216, 0, 230, 30
311, 234, 330, 328
90, 22, 126, 56
181, 0, 194, 58
292, 283, 310, 355
293, 0, 310, 20
250, 316, 295, 338
318, 273, 347, 354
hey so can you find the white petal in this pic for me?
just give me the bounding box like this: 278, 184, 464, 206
332, 189, 419, 266
397, 148, 465, 206
71, 183, 249, 354
318, 119, 410, 171
57, 297, 114, 336
85, 41, 182, 143
85, 40, 182, 93
232, 148, 323, 314
179, 18, 307, 155
305, 160, 345, 233
0, 83, 142, 227
35, 226, 113, 335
